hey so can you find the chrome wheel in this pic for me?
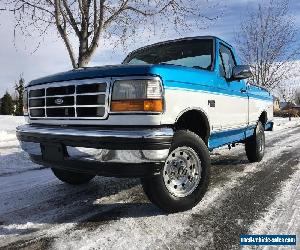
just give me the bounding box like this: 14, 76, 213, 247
163, 146, 202, 198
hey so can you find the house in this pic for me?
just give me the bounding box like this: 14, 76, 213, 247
273, 96, 280, 111
280, 101, 296, 110
291, 105, 300, 112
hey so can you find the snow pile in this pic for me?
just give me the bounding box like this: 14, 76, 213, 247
0, 115, 25, 132
0, 116, 34, 176
272, 117, 300, 131
0, 115, 25, 142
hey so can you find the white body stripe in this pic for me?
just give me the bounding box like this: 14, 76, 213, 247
161, 88, 272, 132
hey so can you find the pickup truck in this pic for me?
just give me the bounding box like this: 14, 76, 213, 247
17, 36, 273, 213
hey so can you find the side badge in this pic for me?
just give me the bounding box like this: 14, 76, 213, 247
208, 100, 215, 107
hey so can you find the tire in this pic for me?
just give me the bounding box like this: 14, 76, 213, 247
51, 168, 95, 185
245, 121, 265, 163
141, 130, 211, 213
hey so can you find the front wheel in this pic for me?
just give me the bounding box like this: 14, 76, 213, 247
141, 130, 211, 213
51, 168, 95, 185
245, 121, 265, 162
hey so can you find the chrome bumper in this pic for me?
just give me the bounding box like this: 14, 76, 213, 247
17, 124, 173, 164
17, 124, 173, 139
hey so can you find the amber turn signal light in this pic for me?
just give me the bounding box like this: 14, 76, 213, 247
111, 99, 163, 112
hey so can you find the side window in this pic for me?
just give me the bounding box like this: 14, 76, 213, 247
219, 44, 236, 79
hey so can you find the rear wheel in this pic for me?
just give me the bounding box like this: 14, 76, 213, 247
51, 168, 95, 185
141, 130, 211, 213
245, 121, 265, 162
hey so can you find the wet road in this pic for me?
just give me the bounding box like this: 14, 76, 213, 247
0, 125, 299, 249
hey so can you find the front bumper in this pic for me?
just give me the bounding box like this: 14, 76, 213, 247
16, 124, 174, 177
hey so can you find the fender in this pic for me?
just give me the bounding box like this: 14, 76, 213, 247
175, 107, 211, 132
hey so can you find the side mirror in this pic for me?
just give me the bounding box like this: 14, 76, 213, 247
231, 65, 252, 80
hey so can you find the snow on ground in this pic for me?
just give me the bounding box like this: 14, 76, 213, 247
0, 115, 25, 148
48, 121, 300, 250
0, 115, 25, 133
0, 115, 298, 176
0, 115, 299, 249
272, 117, 300, 131
248, 166, 300, 250
0, 115, 43, 176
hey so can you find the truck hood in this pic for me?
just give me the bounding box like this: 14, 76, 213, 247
28, 64, 215, 87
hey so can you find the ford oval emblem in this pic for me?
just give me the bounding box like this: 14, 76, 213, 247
54, 98, 64, 105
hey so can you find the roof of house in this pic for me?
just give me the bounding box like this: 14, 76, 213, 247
280, 102, 297, 110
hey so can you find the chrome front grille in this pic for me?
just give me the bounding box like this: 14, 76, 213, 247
28, 80, 109, 119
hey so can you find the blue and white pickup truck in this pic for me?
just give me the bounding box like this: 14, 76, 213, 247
17, 36, 273, 213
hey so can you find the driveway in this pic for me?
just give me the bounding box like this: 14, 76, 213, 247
0, 116, 299, 249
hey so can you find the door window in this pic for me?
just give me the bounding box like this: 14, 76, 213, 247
219, 44, 236, 79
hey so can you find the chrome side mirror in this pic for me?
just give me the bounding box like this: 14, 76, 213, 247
231, 65, 252, 80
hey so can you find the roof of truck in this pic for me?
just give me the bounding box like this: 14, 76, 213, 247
177, 35, 231, 46
125, 36, 232, 60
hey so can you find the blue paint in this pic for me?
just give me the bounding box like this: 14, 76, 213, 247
245, 127, 255, 138
208, 126, 255, 150
265, 121, 274, 131
164, 83, 271, 101
28, 64, 156, 86
27, 36, 272, 103
155, 37, 271, 102
25, 36, 273, 152
209, 120, 273, 150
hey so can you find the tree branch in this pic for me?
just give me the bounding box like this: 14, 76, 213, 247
54, 0, 77, 68
61, 0, 80, 37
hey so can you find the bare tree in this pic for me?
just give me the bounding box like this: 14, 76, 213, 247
235, 0, 299, 91
295, 89, 300, 105
1, 0, 219, 68
277, 82, 297, 103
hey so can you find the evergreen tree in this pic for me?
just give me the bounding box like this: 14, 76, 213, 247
0, 92, 14, 115
14, 76, 25, 116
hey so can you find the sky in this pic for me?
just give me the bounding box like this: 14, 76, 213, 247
0, 0, 300, 96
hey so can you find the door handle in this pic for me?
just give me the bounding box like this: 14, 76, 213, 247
240, 89, 247, 93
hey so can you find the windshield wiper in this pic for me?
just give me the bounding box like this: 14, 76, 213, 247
158, 62, 178, 66
192, 66, 207, 70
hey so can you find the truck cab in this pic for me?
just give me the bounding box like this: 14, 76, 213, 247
17, 36, 273, 212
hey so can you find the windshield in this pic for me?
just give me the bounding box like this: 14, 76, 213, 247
123, 39, 214, 71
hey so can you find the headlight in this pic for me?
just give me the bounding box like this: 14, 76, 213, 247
23, 90, 28, 115
111, 79, 163, 112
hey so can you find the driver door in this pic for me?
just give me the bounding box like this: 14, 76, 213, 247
216, 43, 248, 130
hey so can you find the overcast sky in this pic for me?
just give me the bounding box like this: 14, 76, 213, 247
0, 0, 300, 96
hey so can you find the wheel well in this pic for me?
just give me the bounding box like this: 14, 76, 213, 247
259, 111, 267, 125
175, 110, 210, 144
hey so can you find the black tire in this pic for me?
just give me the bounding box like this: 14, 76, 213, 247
245, 121, 265, 163
51, 168, 95, 185
141, 130, 211, 213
